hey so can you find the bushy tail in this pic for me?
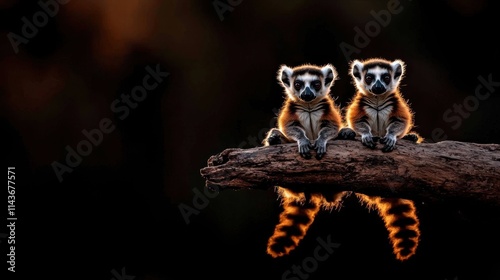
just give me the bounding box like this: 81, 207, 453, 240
267, 190, 322, 258
357, 194, 420, 261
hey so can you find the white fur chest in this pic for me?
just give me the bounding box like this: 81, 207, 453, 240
296, 107, 323, 140
364, 104, 393, 137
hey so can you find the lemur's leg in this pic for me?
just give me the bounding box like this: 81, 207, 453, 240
354, 121, 376, 149
380, 118, 407, 152
263, 128, 288, 146
337, 127, 357, 140
313, 120, 339, 159
402, 132, 423, 143
284, 124, 313, 159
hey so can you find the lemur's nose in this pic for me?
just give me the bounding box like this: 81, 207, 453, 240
372, 80, 386, 94
300, 87, 315, 101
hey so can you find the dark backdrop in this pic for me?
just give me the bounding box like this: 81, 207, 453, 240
1, 1, 500, 279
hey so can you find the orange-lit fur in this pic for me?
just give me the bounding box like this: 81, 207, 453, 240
345, 87, 418, 140
263, 63, 349, 258
356, 194, 420, 261
266, 188, 347, 258
345, 57, 423, 145
277, 97, 343, 139
344, 58, 422, 261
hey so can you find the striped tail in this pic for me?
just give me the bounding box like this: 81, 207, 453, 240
357, 194, 420, 261
267, 190, 321, 258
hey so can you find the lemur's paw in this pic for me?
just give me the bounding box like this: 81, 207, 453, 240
298, 139, 312, 159
402, 133, 420, 143
361, 134, 376, 149
337, 128, 356, 140
313, 139, 327, 160
380, 135, 397, 152
263, 128, 284, 146
266, 134, 282, 146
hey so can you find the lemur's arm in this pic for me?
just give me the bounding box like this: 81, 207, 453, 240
347, 100, 376, 149
380, 116, 408, 152
354, 119, 376, 149
283, 121, 313, 159
381, 98, 413, 152
314, 102, 342, 159
314, 120, 339, 159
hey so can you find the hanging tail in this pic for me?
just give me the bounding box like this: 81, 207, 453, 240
267, 189, 321, 258
357, 193, 420, 261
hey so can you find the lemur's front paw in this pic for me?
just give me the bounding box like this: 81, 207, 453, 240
380, 134, 397, 152
337, 128, 356, 140
313, 139, 327, 160
361, 134, 376, 149
298, 139, 313, 159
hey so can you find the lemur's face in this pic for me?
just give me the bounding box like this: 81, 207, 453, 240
351, 59, 405, 96
278, 64, 337, 103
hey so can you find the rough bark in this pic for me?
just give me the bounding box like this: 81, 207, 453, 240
200, 139, 500, 207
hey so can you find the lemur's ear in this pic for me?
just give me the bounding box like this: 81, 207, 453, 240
321, 64, 338, 88
391, 59, 405, 82
277, 65, 293, 89
350, 60, 364, 81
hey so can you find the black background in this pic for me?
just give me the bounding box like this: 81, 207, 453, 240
1, 0, 500, 279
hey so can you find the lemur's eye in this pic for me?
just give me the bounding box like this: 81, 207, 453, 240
383, 74, 391, 84
294, 81, 303, 90
312, 81, 322, 91
365, 75, 373, 83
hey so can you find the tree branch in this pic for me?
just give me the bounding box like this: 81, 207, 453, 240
200, 140, 500, 207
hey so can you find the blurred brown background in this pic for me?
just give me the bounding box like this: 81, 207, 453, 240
1, 0, 500, 279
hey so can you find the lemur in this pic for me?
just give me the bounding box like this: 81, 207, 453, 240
341, 57, 423, 150
262, 63, 355, 258
341, 57, 422, 261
